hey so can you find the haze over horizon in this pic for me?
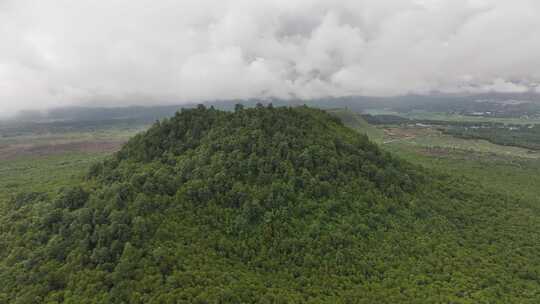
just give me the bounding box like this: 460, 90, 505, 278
2, 0, 540, 115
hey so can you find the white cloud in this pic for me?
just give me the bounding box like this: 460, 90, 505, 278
1, 0, 540, 114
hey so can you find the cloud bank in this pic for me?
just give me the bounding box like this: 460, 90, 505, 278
1, 0, 540, 114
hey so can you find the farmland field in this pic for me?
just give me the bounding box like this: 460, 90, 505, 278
0, 126, 142, 203
0, 153, 107, 201
362, 109, 540, 125
383, 127, 540, 158
386, 144, 540, 208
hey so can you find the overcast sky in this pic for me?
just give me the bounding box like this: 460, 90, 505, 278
1, 0, 540, 114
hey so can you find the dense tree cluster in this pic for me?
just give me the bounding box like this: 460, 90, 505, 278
1, 105, 540, 303
360, 114, 410, 125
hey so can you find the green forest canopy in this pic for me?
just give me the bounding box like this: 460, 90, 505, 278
1, 105, 540, 303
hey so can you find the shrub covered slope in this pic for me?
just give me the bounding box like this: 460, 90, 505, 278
1, 105, 540, 303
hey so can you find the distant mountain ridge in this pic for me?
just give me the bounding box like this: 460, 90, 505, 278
10, 92, 540, 123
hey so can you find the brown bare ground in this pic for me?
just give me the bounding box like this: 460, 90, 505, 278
0, 140, 126, 160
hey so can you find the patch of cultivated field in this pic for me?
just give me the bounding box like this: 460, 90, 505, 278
386, 143, 540, 208
0, 153, 108, 202
0, 128, 143, 202
0, 128, 142, 146
0, 126, 147, 160
362, 109, 540, 125
382, 126, 540, 159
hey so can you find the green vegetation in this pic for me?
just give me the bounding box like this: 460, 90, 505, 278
388, 127, 540, 159
359, 109, 540, 152
385, 144, 540, 209
360, 114, 411, 125
2, 105, 540, 303
342, 108, 540, 213
0, 118, 149, 138
335, 110, 540, 158
444, 124, 540, 150
0, 153, 108, 202
362, 109, 540, 125
340, 110, 540, 205
327, 109, 385, 143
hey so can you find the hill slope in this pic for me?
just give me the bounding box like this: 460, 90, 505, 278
1, 105, 540, 303
326, 108, 385, 143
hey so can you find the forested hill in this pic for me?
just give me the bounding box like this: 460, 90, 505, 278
2, 105, 540, 303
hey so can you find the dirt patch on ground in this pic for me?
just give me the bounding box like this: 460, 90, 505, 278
0, 140, 125, 160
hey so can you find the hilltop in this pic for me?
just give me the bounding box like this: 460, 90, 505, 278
1, 105, 540, 303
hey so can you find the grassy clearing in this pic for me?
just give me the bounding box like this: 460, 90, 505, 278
0, 152, 109, 203
386, 143, 540, 209
383, 127, 540, 159
0, 128, 143, 203
0, 127, 145, 146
